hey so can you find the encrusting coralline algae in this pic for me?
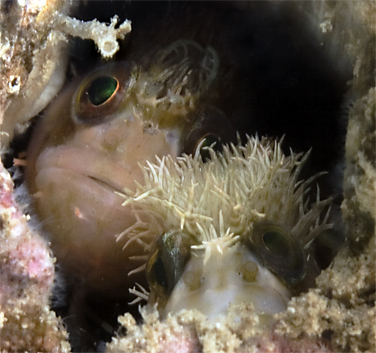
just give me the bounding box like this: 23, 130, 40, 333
0, 160, 70, 352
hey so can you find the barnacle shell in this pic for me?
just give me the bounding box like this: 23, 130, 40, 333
0, 0, 131, 148
118, 136, 331, 318
0, 1, 375, 352
0, 0, 71, 148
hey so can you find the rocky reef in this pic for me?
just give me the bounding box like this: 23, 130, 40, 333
0, 161, 69, 352
0, 1, 375, 352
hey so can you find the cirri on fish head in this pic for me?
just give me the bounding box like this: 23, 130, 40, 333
25, 40, 235, 298
119, 136, 334, 321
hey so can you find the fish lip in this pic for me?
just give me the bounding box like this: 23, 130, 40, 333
36, 165, 127, 195
85, 175, 125, 194
33, 146, 135, 195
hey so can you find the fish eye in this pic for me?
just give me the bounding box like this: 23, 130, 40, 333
147, 250, 169, 292
87, 76, 119, 106
146, 230, 192, 302
246, 221, 306, 285
195, 133, 223, 161
262, 230, 291, 257
183, 106, 235, 160
72, 63, 131, 125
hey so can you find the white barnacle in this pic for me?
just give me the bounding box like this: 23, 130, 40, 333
120, 135, 333, 320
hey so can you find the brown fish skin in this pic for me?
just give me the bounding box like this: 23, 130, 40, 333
25, 63, 180, 298
25, 41, 234, 300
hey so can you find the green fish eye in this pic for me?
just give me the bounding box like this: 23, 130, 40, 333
87, 76, 118, 106
200, 134, 221, 149
197, 133, 222, 161
146, 230, 193, 307
149, 250, 169, 291
246, 221, 307, 286
73, 62, 131, 125
262, 231, 290, 256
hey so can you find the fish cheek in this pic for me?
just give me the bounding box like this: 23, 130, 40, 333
27, 112, 180, 297
26, 88, 77, 193
33, 166, 147, 295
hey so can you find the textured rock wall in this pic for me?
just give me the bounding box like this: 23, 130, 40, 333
275, 2, 375, 352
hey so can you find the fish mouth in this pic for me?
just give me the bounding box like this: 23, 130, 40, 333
86, 175, 126, 194
32, 144, 144, 196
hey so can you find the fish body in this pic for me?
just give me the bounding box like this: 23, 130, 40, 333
26, 40, 234, 299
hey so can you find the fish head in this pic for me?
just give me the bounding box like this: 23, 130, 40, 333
25, 40, 234, 297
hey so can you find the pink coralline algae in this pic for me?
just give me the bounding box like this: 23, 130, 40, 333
0, 162, 70, 352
